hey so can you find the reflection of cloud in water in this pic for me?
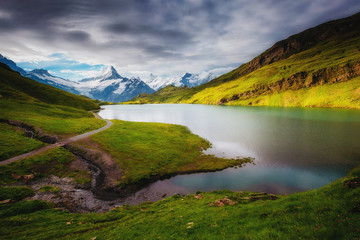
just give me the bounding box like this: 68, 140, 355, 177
203, 141, 257, 159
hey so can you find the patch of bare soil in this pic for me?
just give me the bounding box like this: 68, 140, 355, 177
74, 138, 123, 189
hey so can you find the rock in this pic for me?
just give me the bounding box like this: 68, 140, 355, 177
211, 198, 237, 207
11, 173, 36, 183
11, 173, 21, 180
194, 194, 202, 199
0, 199, 11, 204
187, 222, 194, 229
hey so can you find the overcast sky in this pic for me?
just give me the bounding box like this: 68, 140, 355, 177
0, 0, 359, 81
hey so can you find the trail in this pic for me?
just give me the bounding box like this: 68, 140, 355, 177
0, 112, 112, 166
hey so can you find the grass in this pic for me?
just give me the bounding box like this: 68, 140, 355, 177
0, 168, 359, 239
39, 186, 61, 193
0, 100, 105, 136
0, 123, 45, 161
0, 186, 34, 201
84, 120, 251, 185
0, 99, 105, 160
228, 77, 360, 108
0, 147, 91, 186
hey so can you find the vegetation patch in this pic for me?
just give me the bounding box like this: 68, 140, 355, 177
0, 147, 87, 185
39, 186, 61, 193
87, 120, 252, 185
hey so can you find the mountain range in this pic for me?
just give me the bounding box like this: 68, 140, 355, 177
146, 72, 217, 90
0, 54, 216, 102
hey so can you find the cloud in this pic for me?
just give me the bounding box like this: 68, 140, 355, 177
64, 30, 91, 42
0, 0, 359, 80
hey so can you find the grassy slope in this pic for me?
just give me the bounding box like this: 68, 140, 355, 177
0, 63, 105, 160
0, 123, 45, 161
0, 63, 99, 111
184, 33, 360, 107
82, 120, 251, 185
129, 20, 360, 109
0, 168, 359, 239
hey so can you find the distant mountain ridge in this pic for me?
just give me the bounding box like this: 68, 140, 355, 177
0, 56, 155, 102
77, 66, 155, 102
146, 71, 217, 90
0, 55, 215, 102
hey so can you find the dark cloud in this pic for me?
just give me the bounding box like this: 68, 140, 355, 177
0, 0, 359, 79
64, 30, 91, 42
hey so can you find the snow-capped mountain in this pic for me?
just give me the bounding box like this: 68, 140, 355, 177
24, 69, 80, 94
145, 71, 217, 90
0, 55, 154, 102
78, 66, 155, 102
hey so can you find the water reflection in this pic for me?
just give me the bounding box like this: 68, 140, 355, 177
99, 104, 360, 196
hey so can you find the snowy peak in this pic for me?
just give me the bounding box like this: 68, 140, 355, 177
102, 65, 122, 80
29, 69, 52, 76
80, 65, 122, 82
144, 71, 217, 90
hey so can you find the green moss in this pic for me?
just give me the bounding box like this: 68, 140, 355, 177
87, 120, 251, 185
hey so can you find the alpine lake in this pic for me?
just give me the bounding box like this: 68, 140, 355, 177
99, 104, 360, 201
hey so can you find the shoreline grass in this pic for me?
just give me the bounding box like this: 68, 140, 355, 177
82, 120, 252, 186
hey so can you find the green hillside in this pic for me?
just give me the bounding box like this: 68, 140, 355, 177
0, 63, 104, 160
130, 12, 360, 109
0, 63, 99, 111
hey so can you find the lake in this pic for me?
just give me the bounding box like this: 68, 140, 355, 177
99, 104, 360, 201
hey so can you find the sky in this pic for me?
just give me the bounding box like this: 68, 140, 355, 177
0, 0, 359, 81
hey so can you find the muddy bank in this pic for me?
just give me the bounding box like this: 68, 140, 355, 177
65, 142, 252, 201
24, 144, 251, 213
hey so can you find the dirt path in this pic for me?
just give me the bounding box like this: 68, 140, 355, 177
0, 113, 113, 166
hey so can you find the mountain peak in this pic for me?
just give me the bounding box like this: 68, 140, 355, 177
102, 65, 121, 80
182, 73, 192, 79
30, 69, 51, 76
